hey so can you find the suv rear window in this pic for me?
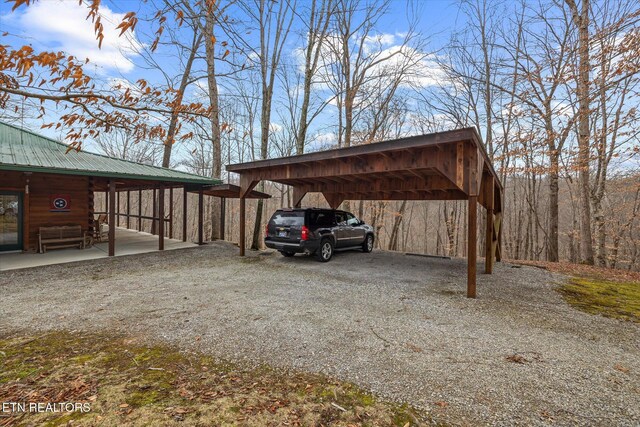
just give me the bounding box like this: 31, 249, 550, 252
270, 211, 304, 226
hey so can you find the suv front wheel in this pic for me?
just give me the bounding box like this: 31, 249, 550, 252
362, 234, 374, 253
316, 239, 334, 262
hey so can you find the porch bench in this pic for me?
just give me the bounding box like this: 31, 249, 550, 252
38, 225, 87, 253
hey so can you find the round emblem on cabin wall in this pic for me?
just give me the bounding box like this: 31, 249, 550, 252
54, 198, 68, 209
50, 194, 71, 212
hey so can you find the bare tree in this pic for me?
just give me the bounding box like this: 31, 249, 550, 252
295, 0, 335, 154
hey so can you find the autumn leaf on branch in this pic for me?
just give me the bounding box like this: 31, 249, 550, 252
0, 1, 210, 149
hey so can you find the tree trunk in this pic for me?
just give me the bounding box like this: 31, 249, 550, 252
566, 0, 594, 264
162, 32, 202, 167
547, 154, 560, 262
388, 200, 407, 251
205, 10, 222, 240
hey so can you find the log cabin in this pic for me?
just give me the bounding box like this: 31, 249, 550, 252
0, 121, 220, 255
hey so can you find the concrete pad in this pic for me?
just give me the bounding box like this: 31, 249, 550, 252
0, 227, 198, 271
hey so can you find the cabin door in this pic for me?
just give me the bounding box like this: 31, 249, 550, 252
0, 191, 23, 251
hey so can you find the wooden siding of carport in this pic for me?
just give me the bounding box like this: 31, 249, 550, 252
227, 128, 503, 298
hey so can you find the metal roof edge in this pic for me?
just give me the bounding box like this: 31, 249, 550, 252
0, 163, 222, 185
0, 121, 214, 182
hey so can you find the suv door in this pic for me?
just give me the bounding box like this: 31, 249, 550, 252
345, 212, 366, 244
333, 211, 349, 248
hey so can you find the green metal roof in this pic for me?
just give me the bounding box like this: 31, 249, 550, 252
0, 121, 220, 185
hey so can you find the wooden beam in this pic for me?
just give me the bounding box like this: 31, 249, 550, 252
220, 197, 226, 240
239, 197, 246, 256
227, 128, 479, 173
151, 188, 157, 235
495, 211, 503, 262
108, 180, 116, 256
158, 184, 165, 251
484, 175, 495, 274
126, 190, 131, 229
467, 195, 477, 298
23, 175, 30, 251
116, 191, 120, 227
467, 146, 480, 196
317, 190, 467, 201
182, 185, 188, 242
137, 189, 142, 232
239, 175, 258, 199
294, 174, 457, 195
169, 187, 174, 239
476, 149, 484, 195
237, 146, 448, 184
456, 142, 464, 190
292, 187, 306, 208
198, 187, 204, 245
322, 192, 344, 209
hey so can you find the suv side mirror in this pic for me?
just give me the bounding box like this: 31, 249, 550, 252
358, 220, 365, 226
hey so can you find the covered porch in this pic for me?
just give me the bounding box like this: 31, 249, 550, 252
0, 121, 221, 258
0, 227, 197, 271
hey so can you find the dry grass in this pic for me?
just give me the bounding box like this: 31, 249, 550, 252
0, 331, 427, 426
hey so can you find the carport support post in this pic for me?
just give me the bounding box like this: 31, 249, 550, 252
151, 188, 157, 235
197, 187, 204, 245
158, 184, 165, 251
137, 189, 142, 232
220, 197, 226, 240
169, 187, 174, 239
116, 191, 120, 226
126, 190, 131, 229
485, 176, 494, 274
108, 180, 116, 256
182, 185, 188, 242
467, 195, 477, 298
239, 197, 246, 256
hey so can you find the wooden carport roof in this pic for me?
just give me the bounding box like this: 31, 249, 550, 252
200, 183, 271, 199
227, 127, 503, 298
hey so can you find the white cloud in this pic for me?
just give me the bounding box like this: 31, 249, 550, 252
363, 33, 397, 54
307, 131, 337, 152
7, 0, 142, 73
269, 122, 283, 133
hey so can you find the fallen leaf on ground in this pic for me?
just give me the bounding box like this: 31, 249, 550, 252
614, 364, 630, 373
506, 354, 528, 364
405, 343, 424, 353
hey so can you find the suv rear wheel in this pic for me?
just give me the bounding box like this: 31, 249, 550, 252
362, 234, 374, 253
316, 238, 334, 262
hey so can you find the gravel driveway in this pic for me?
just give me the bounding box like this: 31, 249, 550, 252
1, 242, 638, 426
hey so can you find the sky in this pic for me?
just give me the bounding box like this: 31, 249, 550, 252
0, 0, 466, 159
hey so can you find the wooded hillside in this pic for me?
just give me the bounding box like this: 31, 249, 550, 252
1, 0, 638, 269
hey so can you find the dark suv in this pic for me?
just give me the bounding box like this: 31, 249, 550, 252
265, 208, 375, 262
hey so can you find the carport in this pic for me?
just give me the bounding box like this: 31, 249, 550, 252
226, 127, 503, 298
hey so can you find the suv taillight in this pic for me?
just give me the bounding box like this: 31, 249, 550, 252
264, 224, 269, 238
301, 225, 309, 241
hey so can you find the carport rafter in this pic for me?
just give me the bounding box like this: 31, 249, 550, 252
227, 127, 503, 298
